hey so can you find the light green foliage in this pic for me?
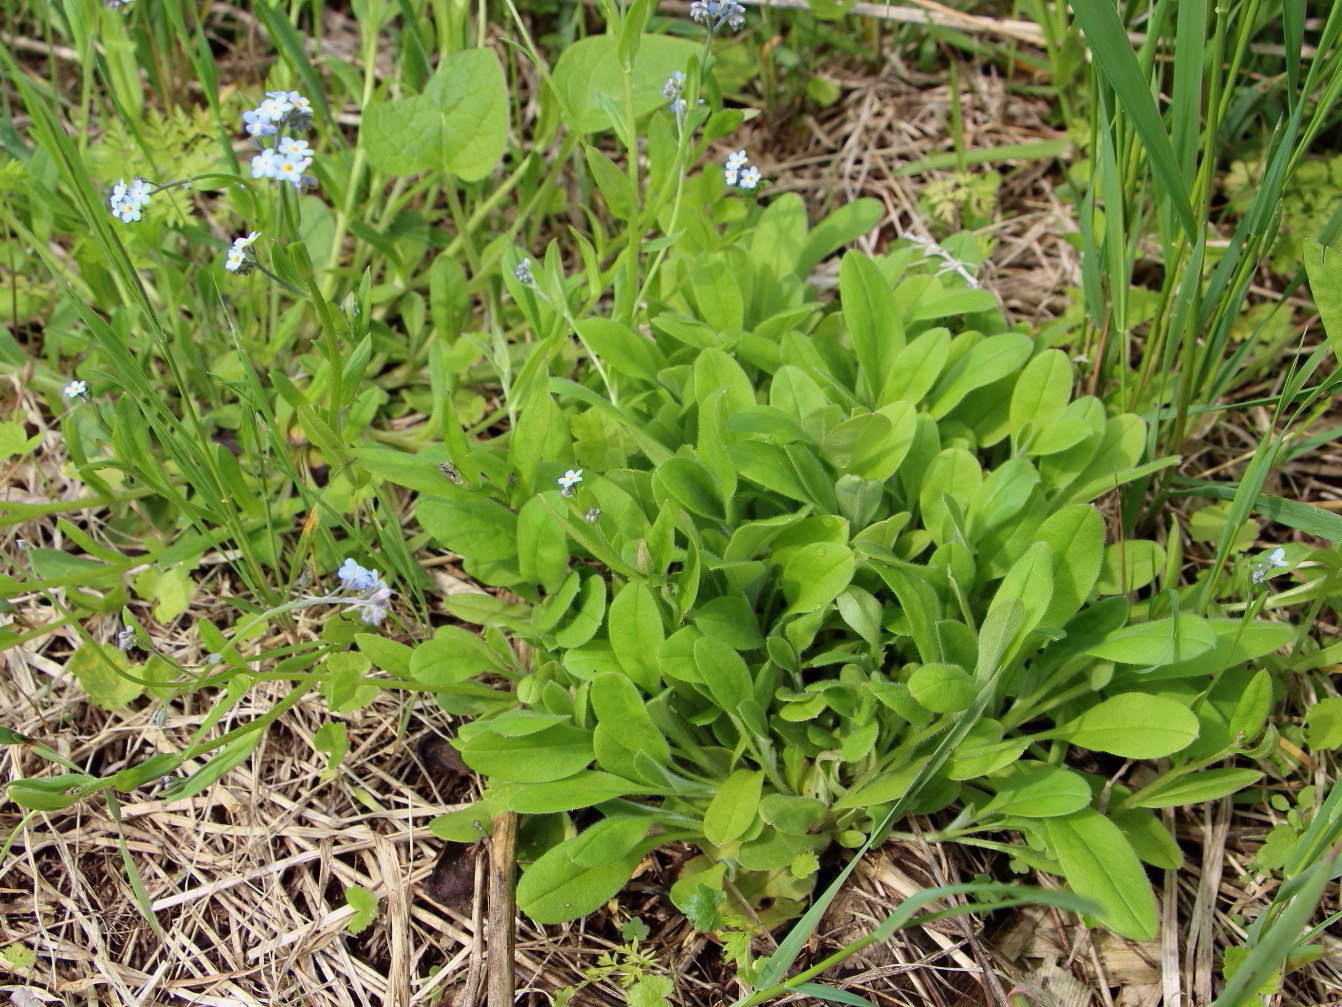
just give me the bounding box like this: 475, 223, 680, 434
396, 175, 1283, 935
0, 0, 1329, 981
343, 884, 378, 933
361, 48, 509, 180
551, 34, 702, 135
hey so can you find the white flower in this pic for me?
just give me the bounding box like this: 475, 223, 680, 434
64, 379, 87, 399
557, 469, 583, 495
738, 165, 761, 189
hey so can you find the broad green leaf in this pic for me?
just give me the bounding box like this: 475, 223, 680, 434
795, 199, 884, 276
840, 251, 903, 400
1096, 539, 1163, 594
1009, 348, 1072, 436
516, 495, 569, 592
455, 724, 593, 783
879, 328, 951, 406
361, 48, 507, 180
67, 644, 141, 710
984, 763, 1091, 819
607, 582, 664, 690
7, 773, 100, 811
409, 626, 504, 690
654, 456, 725, 521
907, 663, 975, 713
781, 541, 856, 614
553, 574, 607, 649
1036, 810, 1157, 940
1305, 697, 1342, 750
1085, 614, 1218, 666
693, 635, 752, 709
703, 769, 764, 846
1110, 806, 1182, 869
559, 816, 650, 868
320, 652, 379, 713
516, 838, 641, 923
1036, 505, 1104, 627
591, 672, 671, 771
497, 772, 645, 813
1054, 693, 1198, 758
0, 420, 41, 458
1128, 767, 1262, 809
428, 802, 494, 842
417, 498, 518, 564
927, 332, 1032, 418
550, 34, 701, 134
574, 317, 665, 383
1029, 396, 1106, 456
355, 633, 413, 676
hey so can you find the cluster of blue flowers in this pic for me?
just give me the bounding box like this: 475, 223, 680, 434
335, 558, 393, 625
690, 0, 746, 33
106, 177, 152, 223
724, 150, 761, 190
245, 92, 316, 192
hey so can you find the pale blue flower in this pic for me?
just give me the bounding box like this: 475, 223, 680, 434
106, 177, 151, 222
335, 558, 392, 625
690, 0, 746, 32
224, 232, 259, 274
273, 153, 313, 190
64, 379, 87, 399
277, 136, 314, 160
723, 151, 760, 190
1250, 547, 1289, 585
557, 469, 583, 495
250, 149, 282, 179
514, 257, 536, 287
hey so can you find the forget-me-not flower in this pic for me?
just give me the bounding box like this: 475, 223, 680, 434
106, 177, 151, 223
557, 469, 583, 496
64, 379, 87, 399
243, 92, 317, 190
335, 558, 393, 625
690, 0, 746, 33
723, 150, 761, 191
514, 257, 536, 287
1250, 547, 1289, 585
224, 232, 259, 274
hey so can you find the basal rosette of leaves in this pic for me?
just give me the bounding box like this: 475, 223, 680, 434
373, 200, 1287, 941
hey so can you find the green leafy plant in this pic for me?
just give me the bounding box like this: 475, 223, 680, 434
391, 183, 1287, 937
